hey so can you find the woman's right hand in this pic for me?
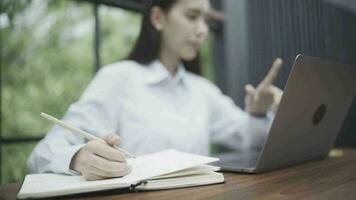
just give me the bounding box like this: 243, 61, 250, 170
244, 58, 283, 116
70, 133, 131, 181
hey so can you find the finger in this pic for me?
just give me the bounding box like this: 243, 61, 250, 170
270, 85, 283, 102
90, 163, 131, 178
245, 84, 256, 95
245, 84, 258, 101
270, 85, 283, 94
86, 140, 126, 162
106, 133, 121, 146
88, 153, 130, 178
257, 58, 283, 91
83, 171, 106, 181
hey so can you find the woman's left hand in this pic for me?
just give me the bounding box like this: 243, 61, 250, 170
244, 58, 284, 117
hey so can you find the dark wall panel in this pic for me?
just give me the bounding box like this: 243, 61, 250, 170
222, 0, 356, 146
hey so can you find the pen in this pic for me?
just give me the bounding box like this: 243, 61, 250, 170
40, 112, 135, 159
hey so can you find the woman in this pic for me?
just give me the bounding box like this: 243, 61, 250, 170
28, 0, 283, 181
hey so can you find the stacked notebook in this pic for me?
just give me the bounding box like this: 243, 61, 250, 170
18, 149, 224, 199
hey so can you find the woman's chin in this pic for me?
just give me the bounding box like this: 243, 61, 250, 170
181, 52, 198, 61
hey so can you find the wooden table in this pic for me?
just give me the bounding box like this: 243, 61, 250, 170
1, 149, 356, 200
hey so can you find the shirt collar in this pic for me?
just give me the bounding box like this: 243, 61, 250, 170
145, 60, 187, 86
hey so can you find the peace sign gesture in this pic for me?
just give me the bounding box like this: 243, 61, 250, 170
244, 58, 284, 117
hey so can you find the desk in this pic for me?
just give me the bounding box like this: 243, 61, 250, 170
1, 148, 356, 200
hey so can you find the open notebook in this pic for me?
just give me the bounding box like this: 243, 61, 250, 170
18, 149, 224, 199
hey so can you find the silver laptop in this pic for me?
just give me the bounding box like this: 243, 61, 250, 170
213, 55, 356, 173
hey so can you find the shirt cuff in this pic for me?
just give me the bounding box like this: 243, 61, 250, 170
49, 144, 85, 175
246, 110, 274, 149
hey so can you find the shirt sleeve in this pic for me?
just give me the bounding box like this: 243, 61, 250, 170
207, 82, 274, 151
27, 66, 124, 174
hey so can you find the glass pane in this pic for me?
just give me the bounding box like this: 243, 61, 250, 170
2, 0, 93, 138
99, 6, 141, 66
201, 34, 215, 82
1, 142, 37, 184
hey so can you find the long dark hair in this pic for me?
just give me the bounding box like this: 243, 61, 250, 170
127, 0, 201, 75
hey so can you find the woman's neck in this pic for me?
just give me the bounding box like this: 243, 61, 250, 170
159, 47, 179, 76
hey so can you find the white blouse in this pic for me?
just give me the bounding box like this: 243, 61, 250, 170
27, 60, 273, 174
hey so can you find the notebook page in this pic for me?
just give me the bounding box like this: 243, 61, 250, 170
120, 149, 219, 183
137, 172, 225, 190
18, 173, 131, 199
149, 165, 221, 180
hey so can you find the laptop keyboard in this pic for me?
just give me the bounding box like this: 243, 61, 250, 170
211, 151, 260, 170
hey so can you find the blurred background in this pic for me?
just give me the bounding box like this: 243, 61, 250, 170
0, 0, 355, 184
